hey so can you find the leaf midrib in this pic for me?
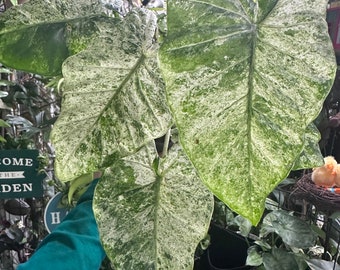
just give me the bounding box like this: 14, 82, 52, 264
153, 174, 162, 269
246, 22, 258, 213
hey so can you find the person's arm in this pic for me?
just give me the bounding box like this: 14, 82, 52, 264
18, 179, 106, 270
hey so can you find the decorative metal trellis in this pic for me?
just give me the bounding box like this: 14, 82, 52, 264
0, 33, 61, 268
0, 66, 59, 269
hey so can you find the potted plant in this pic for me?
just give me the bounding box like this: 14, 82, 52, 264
0, 0, 336, 268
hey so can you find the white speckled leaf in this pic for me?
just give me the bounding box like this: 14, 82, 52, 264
160, 0, 336, 225
0, 0, 104, 76
51, 9, 172, 182
292, 123, 324, 170
93, 142, 214, 269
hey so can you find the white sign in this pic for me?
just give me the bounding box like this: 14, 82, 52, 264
0, 171, 25, 179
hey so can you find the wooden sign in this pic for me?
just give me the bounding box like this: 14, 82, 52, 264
0, 149, 44, 198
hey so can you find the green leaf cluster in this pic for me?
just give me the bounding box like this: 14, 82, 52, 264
245, 210, 319, 270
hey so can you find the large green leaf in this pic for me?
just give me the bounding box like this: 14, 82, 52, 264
93, 142, 214, 269
0, 0, 104, 76
260, 210, 317, 249
262, 248, 300, 270
51, 9, 172, 182
159, 0, 336, 224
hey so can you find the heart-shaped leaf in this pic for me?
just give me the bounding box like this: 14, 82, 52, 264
246, 246, 263, 267
93, 142, 213, 269
160, 0, 335, 225
0, 0, 104, 76
51, 9, 172, 181
263, 248, 300, 270
260, 210, 317, 248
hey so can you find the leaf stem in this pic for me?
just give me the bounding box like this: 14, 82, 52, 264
160, 129, 171, 158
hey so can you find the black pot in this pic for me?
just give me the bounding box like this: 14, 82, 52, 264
195, 224, 253, 270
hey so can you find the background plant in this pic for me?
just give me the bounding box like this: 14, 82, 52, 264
212, 180, 340, 269
0, 62, 60, 268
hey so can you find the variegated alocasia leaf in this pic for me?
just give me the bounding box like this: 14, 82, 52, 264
160, 0, 336, 225
292, 123, 324, 170
51, 9, 172, 182
93, 142, 213, 269
0, 0, 104, 76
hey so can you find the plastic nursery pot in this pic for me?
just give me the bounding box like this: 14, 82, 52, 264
195, 224, 253, 270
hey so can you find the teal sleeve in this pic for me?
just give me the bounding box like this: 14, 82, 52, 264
17, 179, 106, 270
